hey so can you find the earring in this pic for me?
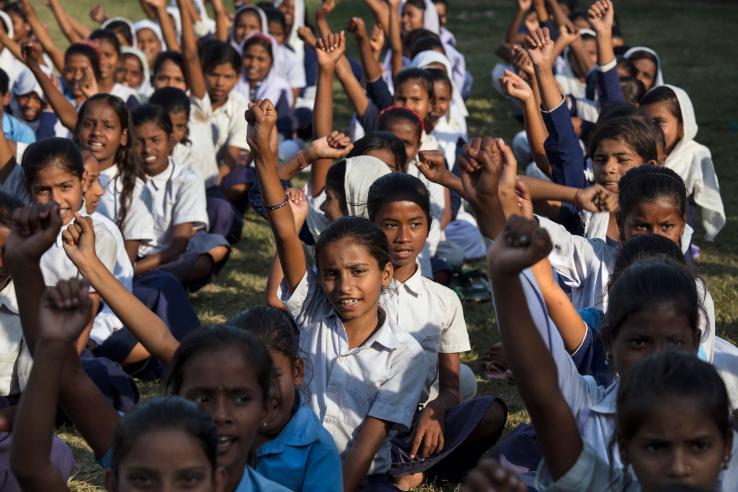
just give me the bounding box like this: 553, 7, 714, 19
605, 352, 611, 366
261, 420, 269, 431
723, 455, 731, 470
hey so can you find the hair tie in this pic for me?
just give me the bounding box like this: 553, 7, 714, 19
377, 105, 425, 133
249, 33, 273, 45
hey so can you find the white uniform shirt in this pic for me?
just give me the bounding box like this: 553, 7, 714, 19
283, 270, 428, 475
173, 116, 219, 188
97, 165, 156, 243
381, 266, 470, 402
0, 281, 32, 396
138, 158, 209, 257
190, 92, 250, 156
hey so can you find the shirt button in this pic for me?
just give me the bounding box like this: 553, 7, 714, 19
325, 416, 336, 424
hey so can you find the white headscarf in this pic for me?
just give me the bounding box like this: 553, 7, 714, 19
121, 47, 152, 98
624, 46, 664, 88
102, 17, 138, 48
133, 19, 165, 48
0, 10, 24, 88
400, 0, 440, 34
230, 5, 269, 51
10, 68, 43, 129
655, 84, 725, 240
273, 0, 305, 63
234, 32, 293, 106
344, 156, 392, 218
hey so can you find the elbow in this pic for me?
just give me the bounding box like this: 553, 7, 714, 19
266, 293, 287, 312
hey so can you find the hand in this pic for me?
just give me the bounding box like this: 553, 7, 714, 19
5, 203, 62, 268
61, 214, 98, 268
315, 31, 346, 68
21, 41, 44, 71
488, 215, 552, 278
496, 139, 522, 215
368, 24, 385, 57
518, 0, 532, 11
459, 137, 504, 209
512, 46, 534, 78
462, 459, 527, 492
143, 0, 167, 10
89, 3, 106, 23
576, 185, 619, 213
79, 65, 100, 99
309, 131, 353, 160
409, 402, 445, 459
38, 279, 92, 344
525, 27, 555, 68
500, 69, 533, 103
347, 16, 368, 40
587, 0, 614, 35
416, 150, 449, 185
245, 99, 278, 160
555, 23, 579, 47
316, 0, 336, 19
515, 179, 534, 219
287, 188, 309, 229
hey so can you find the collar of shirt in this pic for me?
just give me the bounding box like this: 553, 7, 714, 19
146, 158, 175, 192
235, 466, 290, 492
386, 263, 424, 298
0, 281, 18, 314
256, 399, 322, 455
327, 307, 400, 353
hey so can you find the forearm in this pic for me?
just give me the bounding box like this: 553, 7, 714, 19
0, 31, 23, 63
519, 175, 576, 203
211, 0, 229, 41
24, 3, 65, 72
335, 57, 369, 116
342, 417, 389, 492
532, 63, 563, 111
265, 254, 286, 310
357, 35, 382, 83
48, 0, 82, 44
505, 9, 527, 44
155, 5, 181, 52
364, 0, 390, 34
9, 259, 46, 354
388, 3, 403, 76
67, 15, 93, 40
546, 0, 570, 29
30, 67, 78, 130
177, 0, 205, 98
134, 238, 190, 274
471, 198, 505, 240
522, 97, 552, 177
315, 10, 333, 37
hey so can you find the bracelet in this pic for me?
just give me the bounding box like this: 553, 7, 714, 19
296, 150, 309, 171
265, 196, 290, 211
573, 188, 582, 209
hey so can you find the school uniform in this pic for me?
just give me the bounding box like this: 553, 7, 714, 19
1, 113, 35, 145
97, 165, 156, 244
172, 123, 219, 189
0, 281, 32, 398
190, 92, 250, 158
235, 466, 291, 492
255, 395, 343, 492
109, 83, 140, 111
0, 160, 31, 205
282, 270, 428, 479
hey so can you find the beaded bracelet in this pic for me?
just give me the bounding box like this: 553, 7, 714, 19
296, 150, 309, 171
265, 196, 290, 211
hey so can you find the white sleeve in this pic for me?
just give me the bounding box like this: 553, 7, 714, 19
281, 269, 332, 329
173, 173, 209, 230
537, 216, 601, 290
122, 185, 156, 242
227, 99, 250, 151
439, 288, 471, 353
693, 146, 725, 241
93, 223, 120, 279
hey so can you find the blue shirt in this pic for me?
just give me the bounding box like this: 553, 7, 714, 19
236, 467, 292, 492
255, 400, 343, 492
2, 113, 35, 144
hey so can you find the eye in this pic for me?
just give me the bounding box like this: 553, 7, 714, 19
127, 472, 154, 485
231, 393, 251, 405
190, 393, 210, 404
644, 441, 667, 452
383, 223, 398, 230
691, 439, 712, 452
661, 223, 674, 230
352, 268, 367, 276
179, 471, 205, 487
628, 338, 647, 349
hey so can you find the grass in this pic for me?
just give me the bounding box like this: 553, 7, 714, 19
29, 0, 738, 490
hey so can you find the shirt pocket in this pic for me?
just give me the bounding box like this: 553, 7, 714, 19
342, 377, 382, 423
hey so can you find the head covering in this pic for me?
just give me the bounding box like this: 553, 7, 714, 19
230, 5, 268, 51
235, 32, 293, 106
273, 0, 305, 63
10, 68, 44, 127
400, 0, 440, 34
0, 10, 14, 43
133, 19, 165, 48
344, 156, 392, 218
120, 47, 152, 97
624, 46, 664, 87
102, 17, 138, 48
650, 84, 724, 240
410, 50, 469, 129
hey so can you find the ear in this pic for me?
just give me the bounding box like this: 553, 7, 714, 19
104, 468, 118, 492
81, 172, 90, 194
0, 93, 10, 106
213, 466, 228, 492
646, 159, 659, 166
293, 357, 305, 386
381, 262, 393, 288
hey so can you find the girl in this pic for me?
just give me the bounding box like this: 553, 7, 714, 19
248, 98, 428, 492
366, 172, 506, 489
74, 94, 156, 264
131, 104, 229, 291
401, 0, 440, 35
62, 43, 102, 108
150, 51, 188, 92
88, 29, 140, 109
116, 47, 151, 99
9, 69, 67, 140
101, 17, 136, 48
641, 85, 725, 241
9, 278, 227, 492
133, 19, 164, 66
346, 132, 408, 172
624, 46, 663, 91
229, 5, 268, 49
228, 306, 343, 492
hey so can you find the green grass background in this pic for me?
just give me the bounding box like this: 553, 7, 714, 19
28, 0, 738, 490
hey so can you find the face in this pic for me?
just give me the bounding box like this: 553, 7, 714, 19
633, 57, 658, 91
435, 2, 447, 26
374, 201, 429, 270
134, 121, 174, 176
116, 55, 144, 89
644, 102, 682, 155
242, 44, 272, 84
277, 0, 295, 29
112, 27, 132, 48
265, 349, 303, 436
234, 11, 262, 45
581, 38, 598, 71
96, 40, 120, 82
205, 62, 239, 104
365, 148, 398, 171
136, 28, 162, 65
64, 54, 95, 98
152, 59, 187, 91
9, 12, 29, 42
169, 111, 189, 146
592, 138, 646, 193
77, 100, 127, 169
401, 4, 424, 33
385, 120, 421, 165
394, 80, 431, 122
83, 153, 105, 214
16, 92, 43, 122
621, 397, 730, 492
320, 187, 344, 221
430, 81, 451, 125
317, 237, 393, 324
178, 346, 266, 482
621, 198, 685, 245
268, 21, 286, 45
609, 308, 697, 375
105, 429, 224, 492
30, 164, 84, 225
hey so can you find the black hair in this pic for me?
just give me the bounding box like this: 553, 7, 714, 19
241, 35, 274, 62
21, 137, 84, 192
234, 5, 264, 30
404, 0, 426, 10
166, 325, 274, 404
616, 351, 731, 459
377, 107, 424, 143
324, 159, 348, 216
618, 164, 687, 225
394, 68, 433, 99
426, 67, 452, 93
640, 86, 683, 124
410, 36, 445, 59
105, 20, 134, 47
404, 29, 439, 55
261, 5, 287, 31
596, 106, 665, 159
228, 306, 300, 365
90, 28, 121, 55
110, 396, 218, 477
618, 76, 645, 105
132, 103, 173, 135
627, 49, 659, 69
0, 191, 24, 229
75, 94, 141, 232
4, 2, 27, 23
314, 216, 391, 271
348, 132, 408, 173
151, 51, 186, 82
588, 115, 658, 163
569, 10, 588, 23
616, 57, 637, 78
611, 233, 687, 286
367, 173, 432, 228
149, 87, 191, 117
431, 0, 446, 5
0, 68, 8, 95
65, 43, 102, 81
200, 40, 242, 74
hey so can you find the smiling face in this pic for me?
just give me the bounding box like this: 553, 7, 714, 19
234, 10, 263, 45
385, 119, 421, 165
621, 397, 730, 492
96, 39, 120, 82
152, 59, 187, 92
592, 138, 646, 193
83, 152, 105, 214
633, 57, 658, 91
136, 28, 162, 65
621, 198, 685, 245
643, 101, 683, 156
8, 11, 29, 43
16, 92, 43, 122
317, 237, 392, 325
76, 100, 127, 170
117, 54, 144, 89
169, 111, 189, 146
205, 62, 239, 105
430, 80, 451, 126
277, 0, 295, 29
394, 80, 431, 122
374, 201, 428, 280
30, 163, 84, 225
264, 349, 303, 436
401, 3, 424, 33
178, 345, 266, 489
64, 53, 95, 98
134, 121, 174, 177
242, 44, 272, 84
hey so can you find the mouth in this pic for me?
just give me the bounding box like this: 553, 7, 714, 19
392, 248, 415, 261
87, 141, 104, 151
59, 208, 71, 219
335, 298, 362, 312
216, 435, 237, 455
602, 181, 619, 192
144, 155, 158, 163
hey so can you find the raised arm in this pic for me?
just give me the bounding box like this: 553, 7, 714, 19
209, 0, 230, 42
146, 0, 181, 52
0, 22, 23, 63
416, 150, 465, 197
587, 0, 623, 105
21, 0, 65, 73
22, 42, 79, 130
387, 0, 403, 77
177, 0, 206, 99
348, 17, 382, 83
277, 132, 353, 182
363, 0, 390, 34
248, 99, 307, 293
315, 0, 337, 37
46, 0, 83, 44
506, 0, 533, 45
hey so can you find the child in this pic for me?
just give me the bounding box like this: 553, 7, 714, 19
624, 46, 663, 91
132, 19, 164, 66
641, 85, 725, 241
116, 47, 151, 99
228, 306, 343, 492
101, 17, 136, 48
366, 172, 506, 489
150, 51, 188, 92
88, 29, 140, 108
249, 98, 428, 491
229, 4, 268, 49
131, 104, 229, 291
0, 68, 35, 155
9, 69, 67, 141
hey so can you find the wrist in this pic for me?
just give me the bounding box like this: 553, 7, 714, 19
303, 145, 318, 163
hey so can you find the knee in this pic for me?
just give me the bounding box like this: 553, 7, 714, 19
208, 246, 230, 264
460, 363, 478, 401
480, 400, 507, 442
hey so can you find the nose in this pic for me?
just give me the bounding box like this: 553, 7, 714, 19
396, 224, 411, 243
337, 271, 353, 294
604, 156, 619, 175
211, 394, 233, 425
51, 188, 65, 204
666, 448, 691, 479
